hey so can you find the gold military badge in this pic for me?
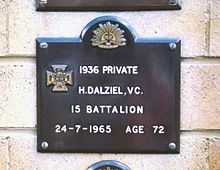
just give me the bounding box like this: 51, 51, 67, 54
91, 22, 127, 49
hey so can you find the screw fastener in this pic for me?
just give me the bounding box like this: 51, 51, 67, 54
169, 142, 176, 150
40, 42, 48, 49
39, 0, 48, 6
168, 0, 178, 5
169, 43, 177, 50
41, 141, 49, 150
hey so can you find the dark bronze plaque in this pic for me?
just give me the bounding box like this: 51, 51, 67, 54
36, 0, 181, 11
37, 16, 180, 153
88, 160, 130, 170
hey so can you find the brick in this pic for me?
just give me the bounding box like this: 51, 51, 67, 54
0, 137, 9, 170
209, 138, 220, 170
210, 0, 220, 56
8, 0, 209, 57
0, 0, 8, 56
9, 134, 209, 170
0, 58, 36, 127
181, 61, 220, 130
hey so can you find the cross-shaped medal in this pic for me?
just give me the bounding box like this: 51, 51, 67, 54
46, 65, 73, 92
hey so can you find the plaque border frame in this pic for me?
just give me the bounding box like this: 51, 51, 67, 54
36, 16, 181, 154
36, 0, 181, 11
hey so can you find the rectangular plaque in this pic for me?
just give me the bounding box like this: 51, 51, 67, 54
37, 0, 181, 11
37, 17, 180, 153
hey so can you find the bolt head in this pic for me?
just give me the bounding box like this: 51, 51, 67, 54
169, 142, 176, 150
39, 0, 48, 6
40, 42, 48, 49
168, 0, 178, 5
169, 43, 177, 50
41, 141, 48, 150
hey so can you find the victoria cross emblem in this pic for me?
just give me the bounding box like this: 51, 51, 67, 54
46, 65, 73, 92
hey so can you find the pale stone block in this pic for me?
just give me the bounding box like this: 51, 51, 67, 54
0, 58, 36, 127
8, 0, 209, 57
0, 0, 8, 56
9, 134, 209, 170
181, 61, 220, 130
0, 137, 9, 170
210, 0, 220, 56
209, 138, 220, 170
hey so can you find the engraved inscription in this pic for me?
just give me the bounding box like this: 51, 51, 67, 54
37, 17, 180, 153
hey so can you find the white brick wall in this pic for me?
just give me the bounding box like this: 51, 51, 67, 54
7, 134, 210, 170
1, 59, 220, 130
0, 0, 220, 169
7, 0, 209, 57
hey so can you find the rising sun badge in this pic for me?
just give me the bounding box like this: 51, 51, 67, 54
91, 22, 127, 49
